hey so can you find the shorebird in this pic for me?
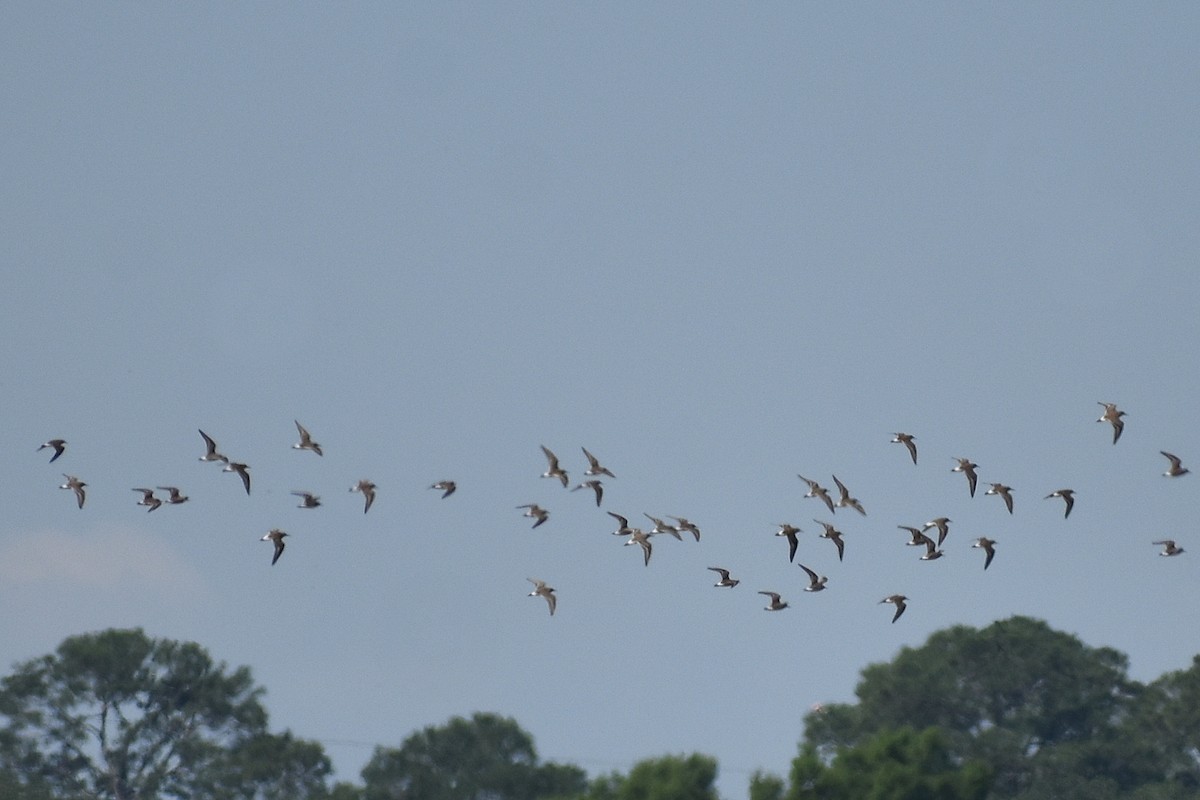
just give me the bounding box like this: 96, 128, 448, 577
985, 483, 1014, 514
898, 526, 926, 547
292, 420, 323, 456
798, 563, 828, 592
1161, 451, 1190, 478
292, 491, 321, 509
607, 511, 633, 536
891, 433, 917, 465
223, 462, 251, 495
644, 514, 682, 540
880, 594, 908, 623
1155, 539, 1185, 557
430, 480, 457, 498
776, 523, 802, 563
624, 528, 652, 566
351, 479, 376, 513
38, 439, 67, 463
708, 567, 739, 588
923, 517, 952, 547
59, 475, 86, 509
759, 591, 789, 611
832, 475, 866, 516
813, 520, 845, 562
581, 447, 615, 478
197, 430, 227, 463
539, 445, 569, 487
571, 480, 603, 507
157, 486, 189, 505
132, 488, 162, 512
261, 529, 287, 565
952, 458, 979, 497
1044, 489, 1074, 519
916, 532, 944, 561
517, 504, 549, 529
527, 578, 557, 616
1097, 402, 1126, 444
669, 517, 701, 542
798, 475, 836, 514
973, 537, 996, 570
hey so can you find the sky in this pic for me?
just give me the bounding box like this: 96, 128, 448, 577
1, 3, 1199, 798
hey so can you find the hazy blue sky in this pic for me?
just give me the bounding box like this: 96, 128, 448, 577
2, 4, 1198, 797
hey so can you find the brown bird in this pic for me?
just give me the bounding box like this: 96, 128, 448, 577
798, 475, 836, 514
350, 479, 376, 513
527, 578, 557, 616
571, 480, 604, 507
985, 483, 1014, 514
972, 537, 997, 570
430, 480, 457, 498
223, 461, 251, 495
292, 420, 323, 456
1096, 402, 1126, 444
581, 447, 616, 478
952, 458, 979, 498
644, 514, 682, 541
759, 591, 789, 611
813, 519, 845, 562
891, 433, 917, 465
132, 488, 162, 512
798, 563, 828, 592
1161, 451, 1190, 478
832, 475, 866, 516
898, 525, 926, 547
59, 475, 86, 509
776, 523, 802, 563
261, 529, 288, 565
539, 445, 569, 487
916, 532, 944, 561
607, 511, 633, 536
1155, 539, 1185, 557
669, 516, 701, 542
197, 429, 228, 463
624, 528, 653, 566
292, 491, 322, 509
157, 486, 189, 505
922, 517, 952, 547
517, 504, 549, 529
38, 439, 67, 463
708, 567, 739, 588
880, 594, 908, 623
1044, 489, 1074, 519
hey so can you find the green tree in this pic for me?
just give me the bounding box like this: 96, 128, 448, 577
360, 712, 586, 800
0, 628, 337, 800
576, 754, 719, 800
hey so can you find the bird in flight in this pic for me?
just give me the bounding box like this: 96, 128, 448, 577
880, 594, 908, 623
527, 578, 557, 616
571, 479, 603, 507
891, 433, 917, 465
776, 523, 801, 563
223, 461, 251, 495
158, 486, 189, 505
798, 475, 836, 514
972, 537, 997, 570
1044, 489, 1074, 519
351, 479, 376, 513
261, 529, 288, 565
708, 567, 739, 588
1096, 402, 1126, 444
952, 457, 979, 498
292, 420, 323, 456
923, 517, 951, 547
1155, 539, 1185, 557
132, 488, 162, 512
832, 475, 866, 516
539, 445, 569, 487
985, 483, 1014, 514
60, 475, 86, 509
517, 503, 549, 529
292, 491, 321, 509
759, 591, 789, 611
669, 516, 701, 542
798, 563, 828, 592
813, 520, 845, 562
38, 439, 67, 463
430, 480, 457, 498
624, 528, 653, 566
1160, 451, 1190, 477
197, 430, 228, 463
581, 447, 616, 478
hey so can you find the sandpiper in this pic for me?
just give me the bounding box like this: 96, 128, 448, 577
59, 475, 86, 509
607, 511, 633, 536
813, 520, 845, 562
798, 563, 828, 592
891, 433, 918, 465
292, 420, 323, 456
923, 517, 951, 547
430, 480, 457, 498
644, 514, 682, 540
1097, 402, 1126, 444
880, 594, 908, 623
527, 578, 557, 616
1044, 489, 1074, 519
571, 480, 603, 507
898, 526, 926, 546
798, 475, 836, 514
38, 439, 67, 463
132, 488, 162, 512
292, 491, 321, 509
916, 532, 944, 561
952, 458, 979, 497
517, 503, 549, 529
759, 591, 789, 611
1155, 539, 1185, 557
351, 479, 376, 513
223, 462, 251, 496
669, 516, 701, 542
1161, 451, 1190, 478
708, 567, 739, 588
624, 528, 653, 566
540, 445, 569, 487
157, 486, 189, 505
972, 537, 996, 570
261, 529, 288, 565
197, 430, 228, 463
985, 483, 1014, 514
776, 523, 802, 563
832, 475, 866, 516
581, 447, 616, 478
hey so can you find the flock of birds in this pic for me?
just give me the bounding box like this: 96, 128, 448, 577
35, 402, 1189, 622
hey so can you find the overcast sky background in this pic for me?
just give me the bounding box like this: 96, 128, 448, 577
2, 4, 1199, 798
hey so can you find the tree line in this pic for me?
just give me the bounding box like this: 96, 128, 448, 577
0, 618, 1196, 799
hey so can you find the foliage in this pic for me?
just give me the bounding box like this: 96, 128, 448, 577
575, 753, 719, 800
0, 628, 335, 800
360, 712, 587, 800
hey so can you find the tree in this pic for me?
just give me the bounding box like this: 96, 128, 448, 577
360, 712, 587, 800
576, 754, 719, 800
0, 628, 336, 800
